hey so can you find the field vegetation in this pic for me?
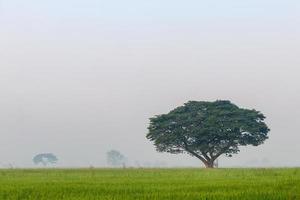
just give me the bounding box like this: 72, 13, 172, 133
0, 168, 299, 200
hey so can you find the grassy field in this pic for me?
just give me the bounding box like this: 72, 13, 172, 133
0, 168, 299, 200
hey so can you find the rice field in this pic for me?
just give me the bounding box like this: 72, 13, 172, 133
0, 168, 299, 200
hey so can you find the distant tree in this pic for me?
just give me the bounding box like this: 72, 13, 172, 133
147, 100, 270, 168
0, 163, 14, 169
106, 150, 126, 167
33, 153, 58, 166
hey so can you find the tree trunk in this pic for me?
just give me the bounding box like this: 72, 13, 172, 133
204, 160, 214, 168
184, 147, 216, 168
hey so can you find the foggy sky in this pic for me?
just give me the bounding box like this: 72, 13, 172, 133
0, 0, 300, 167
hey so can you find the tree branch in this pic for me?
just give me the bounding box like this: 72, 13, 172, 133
211, 143, 233, 160
201, 152, 211, 161
182, 140, 208, 164
185, 148, 208, 164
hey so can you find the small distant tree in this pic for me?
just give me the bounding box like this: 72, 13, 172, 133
147, 100, 270, 168
33, 153, 58, 166
106, 150, 126, 167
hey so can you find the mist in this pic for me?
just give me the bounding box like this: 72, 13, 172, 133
0, 0, 300, 168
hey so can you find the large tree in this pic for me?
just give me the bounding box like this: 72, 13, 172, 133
146, 100, 270, 168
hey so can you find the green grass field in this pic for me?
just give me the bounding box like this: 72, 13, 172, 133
0, 168, 299, 200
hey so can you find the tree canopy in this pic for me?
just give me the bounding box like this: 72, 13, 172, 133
33, 153, 58, 166
106, 150, 126, 167
146, 100, 270, 168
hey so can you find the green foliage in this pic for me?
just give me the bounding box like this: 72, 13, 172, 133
0, 168, 299, 199
106, 150, 126, 166
32, 153, 58, 166
147, 100, 270, 167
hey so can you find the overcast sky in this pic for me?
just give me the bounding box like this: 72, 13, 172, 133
0, 0, 300, 168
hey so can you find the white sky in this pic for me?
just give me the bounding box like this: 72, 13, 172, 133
0, 0, 300, 167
